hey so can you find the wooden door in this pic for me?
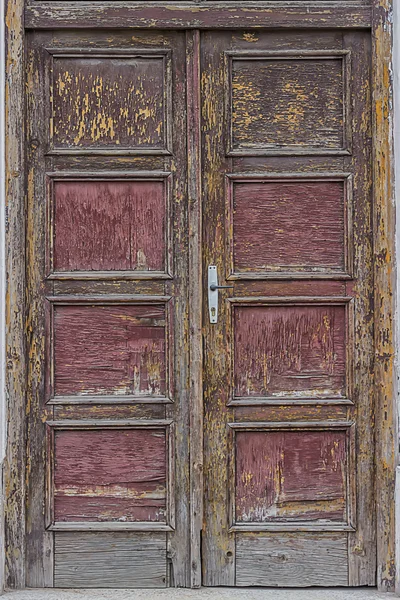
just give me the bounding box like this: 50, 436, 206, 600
25, 30, 191, 588
201, 30, 375, 587
25, 25, 376, 590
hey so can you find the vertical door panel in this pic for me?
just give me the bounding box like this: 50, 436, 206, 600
26, 30, 190, 588
201, 29, 374, 587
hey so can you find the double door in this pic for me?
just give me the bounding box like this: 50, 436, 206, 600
26, 27, 375, 588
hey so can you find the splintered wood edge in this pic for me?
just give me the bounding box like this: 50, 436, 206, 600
372, 0, 397, 591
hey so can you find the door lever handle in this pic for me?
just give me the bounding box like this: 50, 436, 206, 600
208, 265, 233, 324
209, 284, 234, 291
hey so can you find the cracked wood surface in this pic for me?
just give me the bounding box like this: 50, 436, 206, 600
24, 29, 190, 589
4, 0, 396, 592
201, 28, 375, 588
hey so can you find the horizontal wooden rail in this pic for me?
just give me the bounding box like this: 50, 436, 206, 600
25, 2, 372, 30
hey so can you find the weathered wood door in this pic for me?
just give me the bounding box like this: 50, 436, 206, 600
201, 30, 375, 587
26, 30, 191, 588
25, 25, 374, 589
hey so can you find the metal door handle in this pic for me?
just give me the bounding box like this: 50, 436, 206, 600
209, 284, 234, 291
208, 265, 233, 324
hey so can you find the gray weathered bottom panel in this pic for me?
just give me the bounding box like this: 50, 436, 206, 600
54, 532, 167, 588
235, 532, 349, 587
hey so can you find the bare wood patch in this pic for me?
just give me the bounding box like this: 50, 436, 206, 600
54, 532, 167, 588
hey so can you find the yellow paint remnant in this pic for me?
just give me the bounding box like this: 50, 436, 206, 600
242, 33, 259, 43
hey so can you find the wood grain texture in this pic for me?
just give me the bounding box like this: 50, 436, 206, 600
157, 29, 191, 587
25, 4, 372, 30
52, 54, 168, 151
235, 430, 347, 523
234, 280, 347, 298
235, 532, 349, 586
343, 31, 376, 587
4, 0, 26, 587
11, 19, 386, 593
25, 29, 190, 588
232, 180, 346, 274
230, 55, 345, 153
53, 304, 166, 397
53, 179, 166, 272
51, 154, 166, 172
372, 0, 397, 591
235, 405, 351, 423
53, 429, 167, 523
54, 532, 167, 588
52, 280, 166, 297
53, 403, 166, 421
202, 29, 375, 588
233, 304, 347, 400
186, 29, 203, 588
25, 30, 55, 588
201, 30, 235, 586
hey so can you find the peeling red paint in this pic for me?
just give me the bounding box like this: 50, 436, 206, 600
235, 430, 347, 522
53, 304, 166, 397
54, 429, 167, 522
233, 181, 346, 273
234, 305, 346, 399
53, 180, 166, 272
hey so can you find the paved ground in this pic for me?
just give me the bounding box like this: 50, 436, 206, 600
1, 588, 396, 599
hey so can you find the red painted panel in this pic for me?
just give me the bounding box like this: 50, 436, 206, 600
53, 180, 165, 272
235, 430, 347, 522
233, 181, 345, 273
54, 429, 167, 522
234, 305, 346, 399
53, 305, 166, 397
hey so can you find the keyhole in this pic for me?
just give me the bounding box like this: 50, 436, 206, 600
211, 307, 216, 317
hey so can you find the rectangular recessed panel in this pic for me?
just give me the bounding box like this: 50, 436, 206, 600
234, 304, 346, 400
53, 55, 167, 150
53, 304, 166, 397
232, 180, 346, 274
53, 180, 166, 272
235, 430, 347, 523
54, 429, 167, 522
54, 532, 167, 588
236, 533, 348, 587
231, 57, 344, 151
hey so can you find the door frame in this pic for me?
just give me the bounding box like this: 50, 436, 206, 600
2, 0, 397, 591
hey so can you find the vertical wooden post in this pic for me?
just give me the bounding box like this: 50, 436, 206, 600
372, 0, 397, 591
0, 0, 5, 589
186, 29, 203, 589
4, 0, 26, 588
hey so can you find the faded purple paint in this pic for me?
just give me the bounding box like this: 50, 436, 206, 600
233, 181, 345, 273
53, 180, 166, 272
54, 429, 167, 522
234, 305, 346, 399
235, 430, 347, 522
53, 304, 166, 397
